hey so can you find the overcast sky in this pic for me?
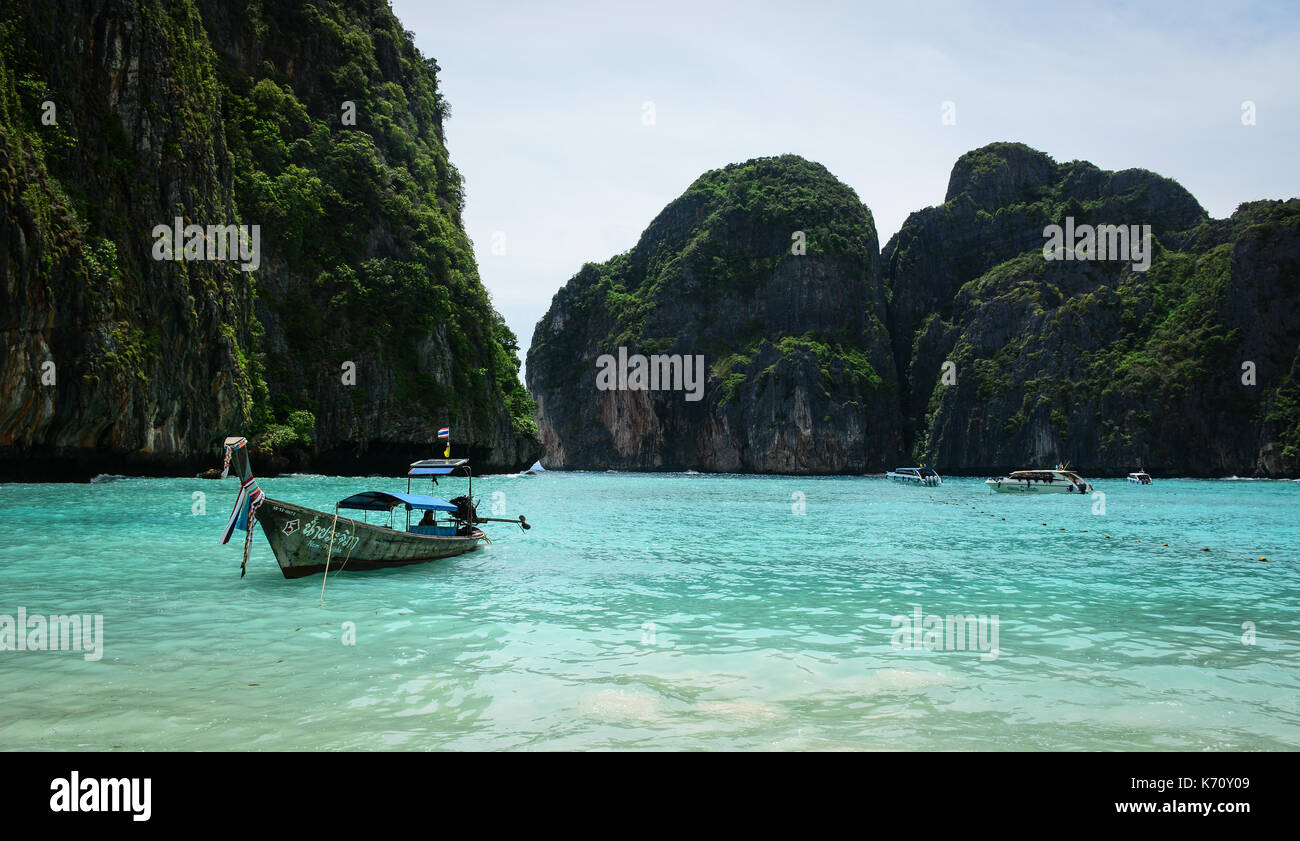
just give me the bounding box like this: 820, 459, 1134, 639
390, 0, 1300, 370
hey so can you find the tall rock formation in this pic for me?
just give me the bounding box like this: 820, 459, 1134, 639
0, 0, 541, 479
530, 143, 1299, 476
885, 142, 1299, 476
527, 155, 903, 473
0, 0, 254, 479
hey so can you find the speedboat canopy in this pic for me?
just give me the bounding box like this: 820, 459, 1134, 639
408, 458, 470, 476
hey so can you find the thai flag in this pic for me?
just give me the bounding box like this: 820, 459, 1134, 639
437, 427, 450, 439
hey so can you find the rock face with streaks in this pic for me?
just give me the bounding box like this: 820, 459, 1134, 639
0, 0, 540, 479
1, 0, 254, 479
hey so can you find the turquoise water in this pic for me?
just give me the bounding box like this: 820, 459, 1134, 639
1, 472, 1298, 750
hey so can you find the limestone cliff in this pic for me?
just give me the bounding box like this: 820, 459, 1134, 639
0, 0, 540, 479
888, 143, 1299, 476
527, 155, 902, 473
0, 0, 253, 479
530, 143, 1299, 476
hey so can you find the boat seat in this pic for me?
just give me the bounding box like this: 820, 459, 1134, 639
409, 525, 457, 536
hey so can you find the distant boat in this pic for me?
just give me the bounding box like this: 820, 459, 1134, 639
986, 468, 1092, 494
1127, 470, 1153, 485
886, 466, 942, 486
219, 436, 530, 579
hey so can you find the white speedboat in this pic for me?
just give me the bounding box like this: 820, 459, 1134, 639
1127, 471, 1152, 485
985, 468, 1091, 494
886, 466, 942, 486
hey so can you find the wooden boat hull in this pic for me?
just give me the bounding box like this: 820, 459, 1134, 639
256, 498, 483, 579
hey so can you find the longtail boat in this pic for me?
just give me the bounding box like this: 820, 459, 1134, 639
219, 436, 530, 579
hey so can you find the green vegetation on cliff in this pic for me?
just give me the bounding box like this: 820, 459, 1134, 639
1, 0, 539, 475
897, 142, 1299, 475
1, 0, 259, 453
531, 142, 1297, 476
204, 0, 536, 450
530, 155, 887, 399
528, 154, 902, 473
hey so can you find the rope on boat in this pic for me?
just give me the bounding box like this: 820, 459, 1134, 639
239, 494, 264, 578
320, 509, 340, 604
334, 524, 360, 574
240, 522, 254, 578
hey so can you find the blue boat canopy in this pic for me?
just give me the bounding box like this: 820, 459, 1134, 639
337, 491, 458, 512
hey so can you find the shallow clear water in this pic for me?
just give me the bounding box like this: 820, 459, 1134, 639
1, 472, 1297, 750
